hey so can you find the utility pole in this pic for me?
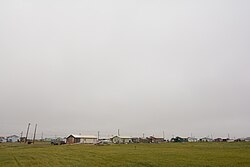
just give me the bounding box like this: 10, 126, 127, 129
25, 123, 31, 143
143, 133, 145, 139
97, 131, 100, 140
20, 131, 23, 142
33, 124, 37, 144
41, 132, 43, 141
118, 129, 120, 136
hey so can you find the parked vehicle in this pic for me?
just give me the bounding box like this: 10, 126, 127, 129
51, 138, 66, 145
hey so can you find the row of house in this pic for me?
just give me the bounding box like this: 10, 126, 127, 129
170, 136, 250, 143
1, 134, 250, 144
66, 134, 250, 144
0, 135, 20, 143
170, 136, 212, 142
66, 135, 166, 144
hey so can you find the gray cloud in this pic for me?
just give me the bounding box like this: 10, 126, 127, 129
0, 0, 250, 139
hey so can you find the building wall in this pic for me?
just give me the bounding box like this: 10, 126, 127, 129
7, 137, 19, 142
67, 137, 97, 144
0, 138, 6, 143
122, 138, 132, 143
188, 138, 198, 142
84, 138, 97, 144
112, 136, 121, 144
112, 137, 131, 144
66, 136, 75, 144
200, 138, 213, 142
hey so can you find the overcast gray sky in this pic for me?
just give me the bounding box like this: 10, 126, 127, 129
0, 0, 250, 139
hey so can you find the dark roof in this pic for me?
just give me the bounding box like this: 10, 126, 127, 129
7, 135, 19, 138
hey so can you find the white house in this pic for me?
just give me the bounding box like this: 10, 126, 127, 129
187, 137, 198, 142
110, 136, 132, 144
6, 135, 19, 142
66, 134, 97, 144
0, 137, 6, 143
200, 137, 213, 142
244, 137, 250, 142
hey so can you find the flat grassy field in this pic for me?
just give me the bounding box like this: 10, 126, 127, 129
0, 142, 250, 167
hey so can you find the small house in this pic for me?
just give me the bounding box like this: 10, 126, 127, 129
171, 136, 188, 142
245, 137, 250, 142
147, 136, 165, 143
66, 134, 97, 144
6, 135, 19, 142
234, 138, 245, 142
200, 137, 213, 142
110, 136, 132, 144
187, 137, 198, 142
132, 137, 140, 143
213, 138, 223, 142
0, 137, 6, 143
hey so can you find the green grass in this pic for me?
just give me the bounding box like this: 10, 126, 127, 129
0, 142, 250, 167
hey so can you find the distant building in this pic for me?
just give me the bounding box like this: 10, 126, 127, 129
147, 136, 165, 143
66, 134, 97, 144
244, 137, 250, 142
171, 136, 188, 142
222, 138, 230, 142
110, 136, 132, 144
234, 138, 245, 142
187, 137, 198, 142
139, 137, 150, 143
6, 135, 19, 142
200, 137, 213, 142
227, 139, 234, 142
213, 138, 223, 142
0, 137, 6, 143
131, 137, 140, 143
98, 137, 112, 144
